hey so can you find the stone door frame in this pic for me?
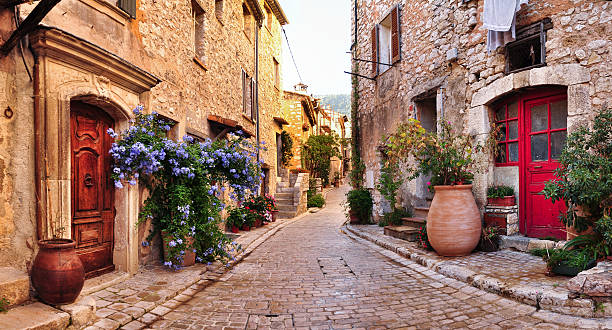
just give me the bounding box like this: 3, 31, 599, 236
467, 63, 591, 214
30, 28, 160, 274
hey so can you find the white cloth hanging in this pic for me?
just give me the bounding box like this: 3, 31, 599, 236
483, 0, 528, 52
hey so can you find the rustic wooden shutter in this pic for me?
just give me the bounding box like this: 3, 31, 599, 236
371, 25, 378, 75
242, 70, 247, 116
251, 78, 256, 120
391, 5, 400, 64
118, 0, 137, 18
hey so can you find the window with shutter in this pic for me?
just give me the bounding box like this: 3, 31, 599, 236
192, 1, 206, 68
251, 78, 256, 120
118, 0, 137, 18
371, 26, 378, 75
391, 6, 400, 64
374, 4, 401, 75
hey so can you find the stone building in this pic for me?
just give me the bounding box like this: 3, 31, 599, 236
0, 0, 288, 296
318, 105, 349, 181
352, 0, 611, 239
280, 85, 320, 170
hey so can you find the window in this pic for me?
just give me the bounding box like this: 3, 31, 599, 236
242, 3, 253, 41
215, 0, 223, 22
242, 69, 254, 119
191, 1, 206, 67
494, 101, 519, 165
505, 18, 552, 74
265, 3, 273, 32
273, 58, 280, 89
371, 5, 400, 76
117, 0, 137, 18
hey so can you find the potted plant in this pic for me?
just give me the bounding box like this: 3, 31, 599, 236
263, 194, 279, 221
226, 207, 245, 233
333, 172, 341, 187
479, 225, 500, 252
382, 119, 483, 256
31, 237, 85, 305
531, 248, 597, 277
346, 188, 373, 224
487, 185, 516, 206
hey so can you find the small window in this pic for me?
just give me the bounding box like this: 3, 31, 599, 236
191, 1, 206, 67
117, 0, 137, 18
273, 58, 280, 89
494, 101, 519, 165
505, 19, 552, 74
265, 4, 273, 32
371, 5, 400, 76
242, 3, 253, 41
215, 0, 223, 22
242, 69, 254, 119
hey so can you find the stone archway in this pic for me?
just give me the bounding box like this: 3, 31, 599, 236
30, 28, 159, 275
466, 63, 591, 208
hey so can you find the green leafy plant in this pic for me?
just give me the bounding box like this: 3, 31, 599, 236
376, 161, 402, 210
530, 248, 594, 273
481, 225, 500, 242
378, 208, 412, 227
0, 297, 9, 313
346, 188, 373, 224
280, 130, 294, 167
381, 119, 482, 192
487, 185, 514, 198
308, 194, 325, 208
301, 134, 342, 186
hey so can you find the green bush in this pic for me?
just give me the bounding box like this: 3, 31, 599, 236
301, 134, 341, 186
308, 194, 325, 208
280, 131, 294, 166
487, 185, 514, 198
378, 208, 412, 227
346, 188, 373, 224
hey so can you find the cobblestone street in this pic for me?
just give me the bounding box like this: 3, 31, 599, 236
147, 186, 584, 330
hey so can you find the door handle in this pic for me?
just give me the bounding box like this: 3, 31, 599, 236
533, 165, 543, 169
84, 174, 94, 187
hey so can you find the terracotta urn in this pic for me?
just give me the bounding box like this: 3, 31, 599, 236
31, 239, 85, 305
270, 210, 278, 222
427, 185, 481, 256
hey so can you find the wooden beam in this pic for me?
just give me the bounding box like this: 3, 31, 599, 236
0, 0, 62, 57
0, 0, 30, 9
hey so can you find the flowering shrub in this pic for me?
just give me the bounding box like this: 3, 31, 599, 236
109, 106, 262, 269
417, 222, 433, 250
382, 119, 482, 192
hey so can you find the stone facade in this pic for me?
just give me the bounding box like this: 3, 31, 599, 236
352, 1, 611, 228
0, 0, 288, 279
280, 89, 319, 169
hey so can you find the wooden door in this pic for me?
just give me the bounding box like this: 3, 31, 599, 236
70, 101, 115, 278
522, 94, 568, 239
276, 133, 283, 171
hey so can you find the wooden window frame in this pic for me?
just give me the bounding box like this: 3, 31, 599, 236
505, 18, 552, 74
371, 4, 400, 77
494, 100, 520, 167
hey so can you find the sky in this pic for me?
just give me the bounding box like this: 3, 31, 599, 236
279, 0, 352, 95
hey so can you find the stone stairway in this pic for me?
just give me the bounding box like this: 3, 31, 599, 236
383, 200, 431, 242
275, 170, 298, 219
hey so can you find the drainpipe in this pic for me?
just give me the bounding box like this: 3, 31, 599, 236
255, 23, 260, 163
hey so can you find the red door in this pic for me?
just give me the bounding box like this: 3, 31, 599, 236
71, 101, 115, 278
521, 94, 568, 239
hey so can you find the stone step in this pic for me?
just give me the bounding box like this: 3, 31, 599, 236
275, 192, 293, 199
401, 217, 425, 228
384, 226, 420, 242
0, 267, 30, 308
275, 197, 293, 203
0, 303, 70, 330
277, 205, 297, 212
414, 207, 430, 219
277, 211, 296, 219
276, 188, 294, 193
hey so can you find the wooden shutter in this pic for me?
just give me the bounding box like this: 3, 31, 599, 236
391, 5, 400, 64
118, 0, 137, 18
251, 78, 256, 120
242, 70, 247, 116
371, 25, 378, 75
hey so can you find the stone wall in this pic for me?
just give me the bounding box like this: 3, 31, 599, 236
352, 0, 611, 220
281, 91, 316, 169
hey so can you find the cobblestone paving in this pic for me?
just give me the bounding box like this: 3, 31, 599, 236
352, 225, 571, 295
150, 186, 578, 329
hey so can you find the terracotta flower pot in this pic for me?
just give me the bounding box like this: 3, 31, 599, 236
242, 224, 250, 231
270, 210, 278, 222
348, 210, 360, 224
162, 233, 196, 267
566, 205, 594, 241
486, 196, 516, 206
254, 218, 262, 228
31, 239, 85, 305
427, 185, 481, 256
231, 226, 239, 233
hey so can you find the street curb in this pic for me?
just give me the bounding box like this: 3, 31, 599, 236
343, 224, 612, 322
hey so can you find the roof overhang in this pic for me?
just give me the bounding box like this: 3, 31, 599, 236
265, 0, 289, 25
273, 116, 289, 126
207, 115, 254, 138
245, 0, 265, 23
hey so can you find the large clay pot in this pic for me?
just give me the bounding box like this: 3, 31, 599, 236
427, 185, 481, 256
566, 205, 594, 241
162, 232, 196, 267
31, 239, 85, 305
270, 210, 278, 222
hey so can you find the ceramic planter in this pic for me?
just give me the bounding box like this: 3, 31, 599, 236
427, 185, 481, 256
486, 196, 516, 206
241, 224, 250, 231
231, 226, 239, 233
551, 259, 597, 277
479, 238, 499, 252
162, 232, 196, 267
348, 210, 360, 224
270, 210, 278, 222
31, 239, 85, 305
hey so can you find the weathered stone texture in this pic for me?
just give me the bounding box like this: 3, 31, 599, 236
281, 91, 317, 169
353, 0, 611, 217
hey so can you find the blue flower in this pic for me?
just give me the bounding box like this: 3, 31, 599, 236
107, 128, 118, 138
164, 261, 172, 267
168, 240, 177, 247
114, 180, 124, 189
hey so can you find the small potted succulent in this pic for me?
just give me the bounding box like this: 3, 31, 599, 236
487, 185, 516, 206
479, 225, 500, 252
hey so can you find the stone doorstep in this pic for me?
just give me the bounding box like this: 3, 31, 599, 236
0, 267, 30, 308
383, 226, 419, 242
344, 224, 611, 319
0, 302, 70, 330
500, 234, 566, 252
80, 215, 301, 329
